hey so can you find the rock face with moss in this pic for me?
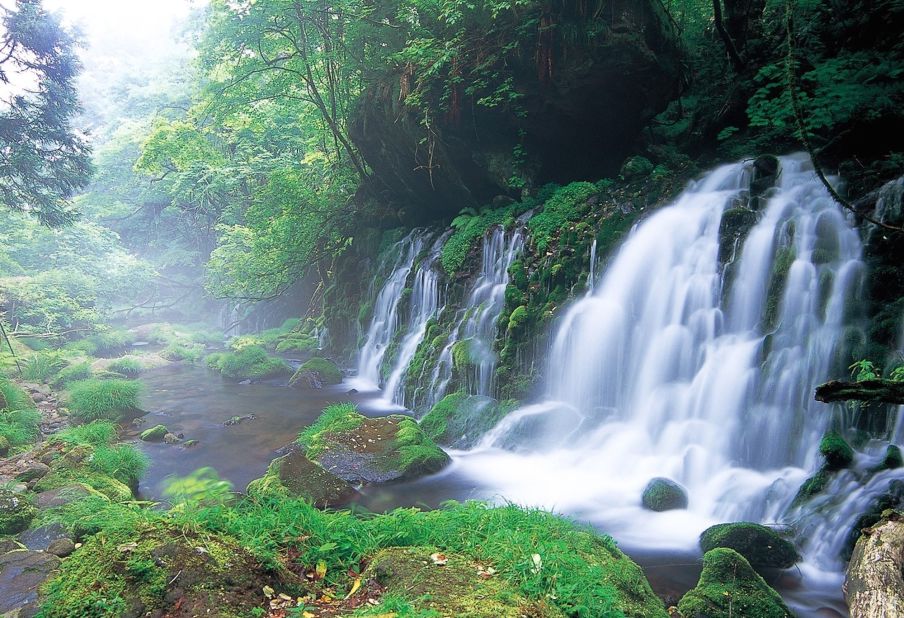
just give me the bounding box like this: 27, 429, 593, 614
139, 424, 168, 442
641, 478, 688, 512
420, 392, 516, 448
699, 522, 799, 570
299, 404, 449, 483
0, 488, 37, 534
246, 450, 357, 508
678, 548, 793, 618
289, 357, 343, 388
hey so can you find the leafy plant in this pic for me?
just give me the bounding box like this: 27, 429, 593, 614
849, 359, 880, 382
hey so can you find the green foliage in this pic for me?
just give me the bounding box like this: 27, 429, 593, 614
107, 357, 143, 377
90, 444, 149, 488
20, 351, 67, 382
67, 379, 143, 421
527, 182, 598, 253
161, 342, 204, 362
51, 421, 118, 447
0, 375, 35, 412
0, 377, 40, 449
442, 203, 525, 275
297, 403, 363, 455
53, 362, 93, 387
207, 345, 291, 381
850, 359, 880, 381
162, 467, 234, 509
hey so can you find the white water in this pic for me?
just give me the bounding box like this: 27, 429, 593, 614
416, 226, 523, 410
355, 230, 431, 389
451, 156, 893, 608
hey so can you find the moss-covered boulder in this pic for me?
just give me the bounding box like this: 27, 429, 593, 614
289, 357, 343, 388
677, 548, 793, 618
699, 522, 799, 570
363, 546, 564, 617
820, 430, 855, 470
791, 468, 832, 507
206, 345, 292, 381
420, 392, 516, 448
877, 444, 903, 471
139, 424, 168, 442
38, 523, 285, 618
0, 488, 37, 534
246, 450, 356, 508
298, 404, 449, 483
32, 444, 134, 503
641, 478, 688, 512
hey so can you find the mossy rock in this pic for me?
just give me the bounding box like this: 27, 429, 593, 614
208, 345, 292, 381
420, 392, 516, 448
37, 523, 285, 618
820, 430, 854, 470
876, 444, 903, 471
620, 155, 654, 180
246, 450, 356, 508
362, 546, 564, 618
791, 468, 832, 507
140, 424, 168, 442
677, 548, 793, 618
301, 406, 449, 483
290, 357, 342, 388
699, 522, 799, 570
641, 478, 688, 512
0, 488, 37, 534
718, 208, 758, 264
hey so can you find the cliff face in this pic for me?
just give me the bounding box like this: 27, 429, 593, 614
349, 0, 682, 225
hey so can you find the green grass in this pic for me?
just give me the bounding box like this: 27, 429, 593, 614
51, 421, 119, 447
20, 351, 67, 382
107, 357, 143, 377
161, 342, 204, 362
0, 375, 35, 411
67, 379, 143, 421
297, 403, 362, 453
0, 377, 40, 450
208, 345, 291, 380
53, 362, 94, 387
89, 444, 149, 488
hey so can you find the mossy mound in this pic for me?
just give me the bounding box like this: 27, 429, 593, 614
820, 430, 855, 470
139, 424, 168, 442
246, 450, 356, 508
641, 477, 688, 512
0, 488, 38, 534
32, 444, 135, 503
699, 522, 799, 570
677, 548, 793, 618
289, 357, 343, 388
206, 345, 292, 381
878, 444, 903, 471
362, 546, 564, 618
791, 468, 832, 507
420, 392, 517, 448
37, 523, 284, 618
298, 404, 449, 483
66, 378, 143, 422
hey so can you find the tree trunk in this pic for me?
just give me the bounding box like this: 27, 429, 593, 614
815, 379, 904, 405
845, 512, 904, 617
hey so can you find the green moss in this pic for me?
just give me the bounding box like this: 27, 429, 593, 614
140, 424, 169, 442
641, 478, 688, 512
451, 338, 476, 370
246, 451, 354, 508
67, 379, 143, 421
527, 182, 598, 253
820, 430, 855, 470
677, 548, 793, 618
160, 341, 204, 362
619, 156, 654, 180
275, 336, 318, 354
718, 208, 758, 263
0, 488, 38, 534
395, 418, 449, 474
297, 403, 363, 457
764, 246, 795, 330
208, 345, 292, 381
293, 356, 342, 385
879, 444, 903, 470
699, 522, 799, 569
506, 305, 529, 332
792, 468, 832, 506
420, 392, 517, 448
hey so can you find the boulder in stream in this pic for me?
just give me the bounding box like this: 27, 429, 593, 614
140, 424, 169, 442
289, 357, 343, 389
246, 450, 357, 508
699, 522, 799, 570
0, 488, 37, 534
641, 477, 688, 512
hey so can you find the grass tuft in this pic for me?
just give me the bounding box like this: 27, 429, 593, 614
67, 379, 142, 421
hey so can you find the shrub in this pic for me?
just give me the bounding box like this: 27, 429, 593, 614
107, 357, 143, 377
0, 376, 35, 412
67, 379, 143, 421
0, 377, 39, 450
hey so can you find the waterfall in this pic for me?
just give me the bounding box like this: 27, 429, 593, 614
380, 233, 448, 407
421, 226, 524, 409
457, 155, 879, 567
355, 230, 431, 387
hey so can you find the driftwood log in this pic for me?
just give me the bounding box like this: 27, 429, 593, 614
845, 511, 904, 617
815, 380, 904, 405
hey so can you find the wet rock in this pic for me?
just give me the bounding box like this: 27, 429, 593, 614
420, 393, 515, 449
182, 439, 199, 448
290, 357, 342, 389
47, 538, 76, 558
15, 462, 50, 483
0, 549, 60, 616
35, 485, 91, 509
678, 548, 792, 618
699, 522, 799, 570
749, 155, 780, 210
346, 388, 358, 395
224, 414, 255, 426
0, 488, 38, 535
140, 424, 169, 442
0, 538, 23, 554
641, 478, 688, 512
820, 430, 854, 470
718, 208, 758, 264
246, 450, 357, 508
19, 523, 67, 551
163, 432, 181, 444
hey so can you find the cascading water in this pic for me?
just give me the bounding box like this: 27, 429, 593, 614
453, 155, 883, 611
356, 230, 431, 388
421, 226, 523, 409
380, 233, 448, 407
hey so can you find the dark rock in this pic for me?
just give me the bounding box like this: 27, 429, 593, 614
15, 462, 50, 483
699, 522, 799, 570
35, 485, 91, 509
19, 523, 67, 551
0, 539, 23, 554
678, 548, 792, 618
718, 208, 758, 264
641, 477, 688, 512
0, 549, 60, 615
224, 414, 256, 427
46, 538, 75, 558
0, 488, 37, 535
246, 451, 357, 508
163, 432, 181, 444
749, 155, 780, 210
182, 439, 199, 448
346, 388, 358, 395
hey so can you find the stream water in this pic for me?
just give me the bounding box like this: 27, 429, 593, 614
131, 155, 904, 617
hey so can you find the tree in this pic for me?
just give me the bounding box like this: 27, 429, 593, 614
0, 0, 92, 227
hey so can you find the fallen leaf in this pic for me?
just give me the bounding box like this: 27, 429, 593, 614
117, 542, 138, 553
531, 553, 542, 574
430, 552, 448, 566
303, 612, 315, 618
263, 585, 275, 598
315, 560, 327, 579
345, 577, 361, 599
